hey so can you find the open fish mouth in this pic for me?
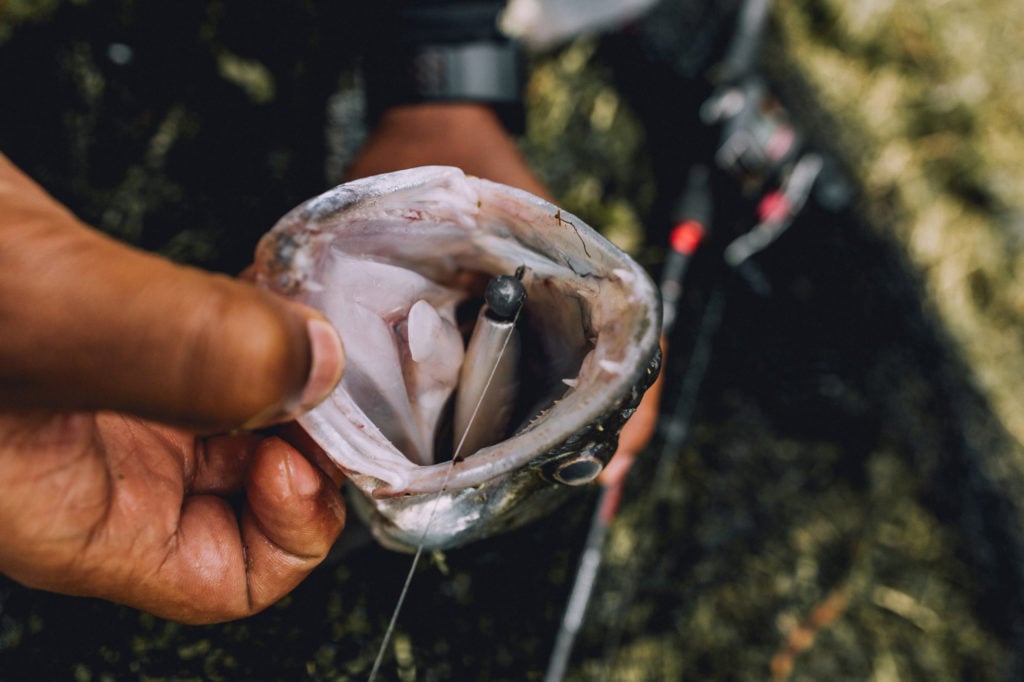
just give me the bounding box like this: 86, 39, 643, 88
254, 167, 660, 550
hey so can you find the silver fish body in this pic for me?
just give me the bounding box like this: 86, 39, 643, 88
254, 167, 660, 551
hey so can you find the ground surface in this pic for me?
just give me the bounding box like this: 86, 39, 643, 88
1, 1, 1023, 680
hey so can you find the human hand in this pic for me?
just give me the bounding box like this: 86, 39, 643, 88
0, 154, 346, 623
599, 337, 666, 487
346, 103, 663, 487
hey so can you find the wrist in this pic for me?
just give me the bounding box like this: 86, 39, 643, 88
362, 2, 525, 134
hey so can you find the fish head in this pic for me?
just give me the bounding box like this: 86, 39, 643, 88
255, 166, 660, 551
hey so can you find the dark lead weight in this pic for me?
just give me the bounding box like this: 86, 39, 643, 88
453, 268, 526, 457
484, 270, 526, 321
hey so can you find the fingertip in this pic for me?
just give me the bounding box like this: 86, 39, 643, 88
283, 439, 323, 498
276, 421, 347, 488
238, 310, 343, 431
240, 438, 345, 612
598, 449, 636, 487
297, 316, 345, 411
246, 437, 346, 547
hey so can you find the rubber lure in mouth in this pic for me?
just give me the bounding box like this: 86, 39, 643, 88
453, 267, 527, 460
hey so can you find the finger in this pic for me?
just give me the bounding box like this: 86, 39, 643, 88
275, 421, 347, 487
190, 432, 266, 494
123, 437, 344, 624
598, 337, 667, 486
190, 425, 348, 496
240, 436, 346, 612
599, 448, 637, 488
0, 154, 344, 431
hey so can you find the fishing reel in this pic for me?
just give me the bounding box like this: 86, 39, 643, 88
701, 74, 800, 189
695, 39, 852, 294
701, 75, 853, 295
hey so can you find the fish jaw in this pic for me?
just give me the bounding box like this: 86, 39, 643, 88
349, 347, 660, 552
255, 166, 661, 550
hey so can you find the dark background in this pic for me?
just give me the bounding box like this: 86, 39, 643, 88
2, 1, 1023, 679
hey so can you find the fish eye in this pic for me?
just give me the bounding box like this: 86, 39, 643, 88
551, 456, 604, 486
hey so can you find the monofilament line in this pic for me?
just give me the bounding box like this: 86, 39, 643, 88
367, 302, 524, 682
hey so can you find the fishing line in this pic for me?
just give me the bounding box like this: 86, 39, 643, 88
367, 283, 526, 682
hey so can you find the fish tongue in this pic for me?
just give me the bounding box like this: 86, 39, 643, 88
400, 299, 464, 464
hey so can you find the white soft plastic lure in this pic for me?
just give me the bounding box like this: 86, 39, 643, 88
254, 167, 660, 550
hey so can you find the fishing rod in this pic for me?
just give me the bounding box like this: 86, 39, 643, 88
543, 0, 850, 675
723, 152, 824, 295
587, 155, 824, 677
541, 3, 777, 678
592, 174, 837, 682
543, 164, 713, 682
597, 279, 726, 682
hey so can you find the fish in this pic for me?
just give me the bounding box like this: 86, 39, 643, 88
254, 166, 660, 551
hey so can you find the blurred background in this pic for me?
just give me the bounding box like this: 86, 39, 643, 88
1, 0, 1023, 679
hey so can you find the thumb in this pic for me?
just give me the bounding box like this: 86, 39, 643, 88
0, 154, 344, 431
